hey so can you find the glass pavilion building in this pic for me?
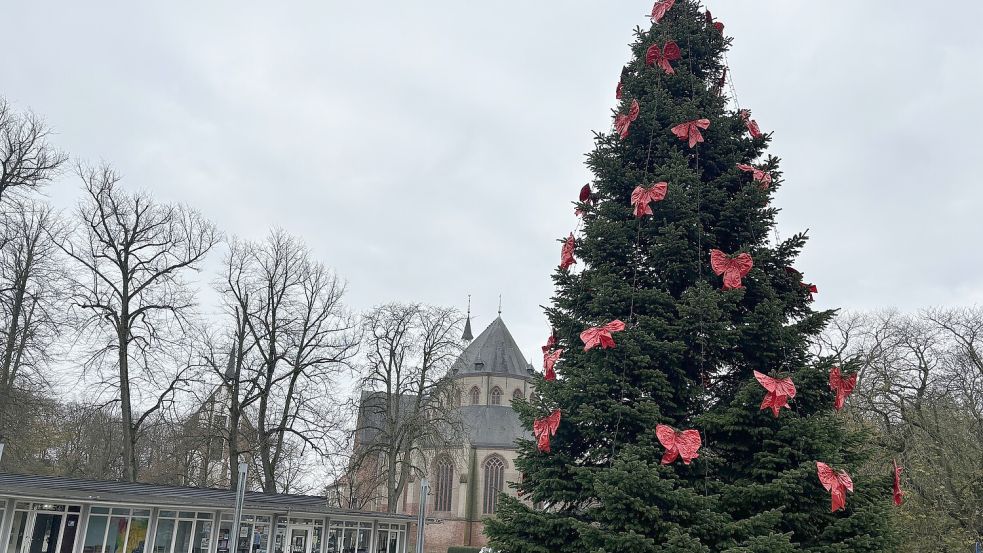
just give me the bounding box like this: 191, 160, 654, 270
0, 473, 411, 553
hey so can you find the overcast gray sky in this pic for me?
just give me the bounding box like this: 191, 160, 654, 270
4, 1, 982, 361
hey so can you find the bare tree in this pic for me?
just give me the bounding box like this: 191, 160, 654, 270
60, 164, 219, 481
348, 303, 464, 512
211, 230, 357, 493
0, 201, 70, 437
0, 98, 66, 204
818, 308, 983, 550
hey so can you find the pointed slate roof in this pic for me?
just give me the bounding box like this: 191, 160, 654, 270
450, 316, 533, 378
461, 314, 474, 342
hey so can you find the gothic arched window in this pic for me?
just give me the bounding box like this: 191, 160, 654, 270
512, 389, 523, 401
490, 386, 503, 405
469, 386, 481, 405
434, 457, 454, 512
482, 455, 506, 514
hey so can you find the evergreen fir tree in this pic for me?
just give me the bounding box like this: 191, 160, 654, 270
486, 2, 896, 551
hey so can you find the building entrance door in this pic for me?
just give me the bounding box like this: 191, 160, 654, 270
286, 526, 313, 553
22, 511, 65, 553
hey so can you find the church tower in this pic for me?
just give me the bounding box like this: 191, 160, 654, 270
409, 312, 536, 551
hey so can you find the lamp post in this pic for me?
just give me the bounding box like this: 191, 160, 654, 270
415, 478, 429, 553
0, 434, 6, 466
231, 462, 248, 553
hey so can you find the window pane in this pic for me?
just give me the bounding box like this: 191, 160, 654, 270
105, 516, 128, 553
153, 518, 176, 553
483, 456, 505, 514
6, 510, 29, 553
125, 518, 150, 553
173, 520, 194, 553
159, 511, 177, 519
83, 515, 109, 553
91, 507, 111, 515
191, 520, 212, 553
434, 458, 453, 512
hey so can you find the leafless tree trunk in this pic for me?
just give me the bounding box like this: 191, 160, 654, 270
0, 98, 66, 204
60, 164, 219, 482
214, 230, 357, 493
348, 303, 464, 512
0, 200, 69, 444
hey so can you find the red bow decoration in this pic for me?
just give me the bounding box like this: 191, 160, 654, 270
805, 283, 818, 301
785, 267, 818, 300
671, 118, 710, 148
736, 163, 773, 189
705, 10, 724, 34
739, 109, 763, 139
828, 366, 858, 411
710, 249, 753, 290
650, 0, 675, 23
542, 332, 557, 354
655, 424, 702, 465
580, 320, 626, 351
615, 99, 640, 139
754, 370, 796, 417
646, 41, 681, 75
816, 462, 854, 512
576, 184, 594, 216
560, 233, 576, 271
892, 459, 904, 506
543, 348, 563, 382
630, 182, 668, 218
533, 409, 561, 453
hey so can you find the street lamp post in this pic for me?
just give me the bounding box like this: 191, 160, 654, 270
415, 478, 429, 553
231, 462, 248, 552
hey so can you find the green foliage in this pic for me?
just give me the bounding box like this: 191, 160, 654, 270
447, 548, 482, 553
486, 1, 897, 550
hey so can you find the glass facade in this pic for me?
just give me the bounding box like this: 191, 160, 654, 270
217, 513, 272, 553
84, 507, 151, 553
0, 492, 406, 553
153, 510, 214, 553
326, 521, 372, 553
374, 523, 404, 553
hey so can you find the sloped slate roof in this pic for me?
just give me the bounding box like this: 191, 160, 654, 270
0, 473, 411, 520
458, 405, 530, 449
450, 317, 533, 378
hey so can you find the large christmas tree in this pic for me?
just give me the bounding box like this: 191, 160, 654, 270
486, 1, 896, 551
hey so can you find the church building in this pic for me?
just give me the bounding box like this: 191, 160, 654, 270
355, 314, 536, 552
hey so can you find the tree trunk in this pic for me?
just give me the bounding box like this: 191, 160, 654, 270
118, 297, 138, 482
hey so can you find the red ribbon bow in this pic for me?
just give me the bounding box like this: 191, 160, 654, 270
736, 163, 773, 189
739, 109, 763, 139
580, 320, 626, 351
817, 462, 854, 512
646, 41, 681, 75
533, 409, 561, 453
710, 249, 753, 290
615, 99, 640, 139
560, 233, 576, 271
541, 332, 557, 355
576, 184, 594, 216
543, 348, 563, 381
892, 459, 904, 506
650, 0, 675, 23
671, 118, 710, 148
828, 367, 858, 411
705, 10, 724, 34
754, 370, 797, 417
630, 182, 668, 218
655, 424, 702, 465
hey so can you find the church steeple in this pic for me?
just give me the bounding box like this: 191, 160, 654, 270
461, 295, 474, 343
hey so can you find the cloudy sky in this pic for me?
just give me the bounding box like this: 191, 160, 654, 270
3, 1, 982, 361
